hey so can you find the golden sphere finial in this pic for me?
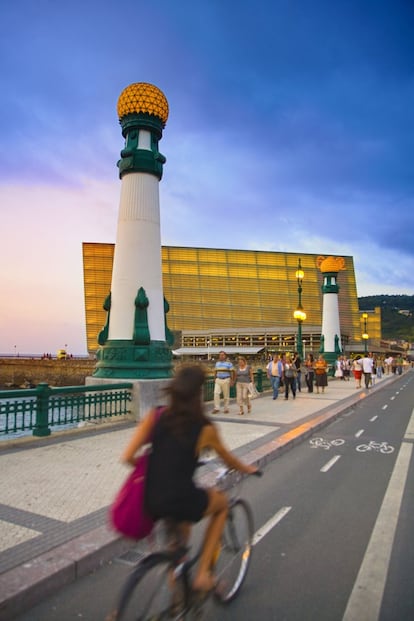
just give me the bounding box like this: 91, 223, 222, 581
316, 256, 346, 273
117, 83, 169, 126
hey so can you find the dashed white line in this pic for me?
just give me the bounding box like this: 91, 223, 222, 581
320, 455, 341, 472
355, 429, 364, 438
370, 416, 378, 422
252, 506, 292, 545
382, 405, 388, 410
390, 396, 395, 401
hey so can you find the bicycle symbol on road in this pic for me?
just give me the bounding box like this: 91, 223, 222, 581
309, 437, 345, 450
356, 441, 394, 454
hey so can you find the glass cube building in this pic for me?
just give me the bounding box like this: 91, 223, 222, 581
83, 243, 380, 356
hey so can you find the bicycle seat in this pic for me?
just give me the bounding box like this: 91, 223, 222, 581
157, 518, 189, 554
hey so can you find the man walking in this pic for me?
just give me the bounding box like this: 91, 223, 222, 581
212, 351, 235, 413
361, 352, 374, 389
267, 353, 283, 400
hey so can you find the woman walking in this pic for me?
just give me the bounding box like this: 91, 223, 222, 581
235, 356, 254, 415
305, 353, 315, 392
352, 356, 363, 389
283, 354, 297, 400
314, 354, 328, 394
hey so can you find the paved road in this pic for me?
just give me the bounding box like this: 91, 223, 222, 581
0, 370, 409, 619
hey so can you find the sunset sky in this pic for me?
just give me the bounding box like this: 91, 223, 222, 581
1, 0, 413, 355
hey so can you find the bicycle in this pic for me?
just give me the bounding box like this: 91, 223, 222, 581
107, 468, 262, 620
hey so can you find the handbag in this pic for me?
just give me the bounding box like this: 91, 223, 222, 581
284, 367, 296, 378
109, 406, 164, 540
247, 382, 259, 399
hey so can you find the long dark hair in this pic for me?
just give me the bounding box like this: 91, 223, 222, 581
162, 365, 209, 439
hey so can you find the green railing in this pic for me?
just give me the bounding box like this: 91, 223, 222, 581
0, 370, 270, 439
0, 382, 132, 437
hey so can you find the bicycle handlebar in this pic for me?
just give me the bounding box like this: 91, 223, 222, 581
215, 466, 263, 484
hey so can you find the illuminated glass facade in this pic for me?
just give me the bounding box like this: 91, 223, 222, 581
83, 243, 380, 354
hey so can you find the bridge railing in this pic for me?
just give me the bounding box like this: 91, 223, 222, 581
0, 382, 133, 437
0, 370, 268, 438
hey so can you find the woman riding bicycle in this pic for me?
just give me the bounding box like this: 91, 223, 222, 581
121, 364, 257, 594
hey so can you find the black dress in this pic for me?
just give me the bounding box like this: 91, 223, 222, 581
145, 413, 210, 523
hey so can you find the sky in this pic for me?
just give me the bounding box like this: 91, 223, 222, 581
1, 0, 413, 355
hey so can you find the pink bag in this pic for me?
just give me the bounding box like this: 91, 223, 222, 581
109, 407, 164, 540
109, 452, 154, 539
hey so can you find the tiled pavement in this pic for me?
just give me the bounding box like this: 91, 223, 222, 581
0, 372, 402, 618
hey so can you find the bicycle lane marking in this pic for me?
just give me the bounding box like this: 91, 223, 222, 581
342, 407, 414, 621
252, 506, 292, 546
320, 455, 341, 472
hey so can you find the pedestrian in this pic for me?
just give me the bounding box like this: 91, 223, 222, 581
121, 365, 258, 593
375, 356, 383, 379
235, 356, 254, 415
361, 352, 374, 389
343, 357, 351, 381
334, 356, 344, 380
283, 354, 297, 400
384, 355, 393, 374
293, 352, 302, 392
352, 356, 363, 388
212, 351, 235, 414
304, 353, 314, 392
266, 353, 283, 400
314, 354, 328, 394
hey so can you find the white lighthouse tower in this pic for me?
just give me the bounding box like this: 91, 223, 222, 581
93, 83, 173, 384
317, 255, 345, 370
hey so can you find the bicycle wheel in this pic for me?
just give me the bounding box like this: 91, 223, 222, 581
213, 498, 254, 603
112, 552, 185, 621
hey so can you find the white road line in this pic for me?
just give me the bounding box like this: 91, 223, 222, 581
390, 396, 395, 400
342, 410, 414, 621
320, 455, 341, 472
355, 429, 364, 438
382, 405, 388, 410
404, 408, 414, 441
252, 506, 292, 546
370, 416, 378, 422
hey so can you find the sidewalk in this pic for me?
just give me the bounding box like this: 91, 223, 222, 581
0, 373, 399, 619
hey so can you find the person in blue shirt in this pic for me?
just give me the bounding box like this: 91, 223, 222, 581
267, 353, 283, 400
212, 351, 235, 413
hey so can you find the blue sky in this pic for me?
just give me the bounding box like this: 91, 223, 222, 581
1, 0, 413, 354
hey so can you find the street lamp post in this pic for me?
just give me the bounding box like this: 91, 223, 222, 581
293, 259, 306, 359
362, 313, 369, 353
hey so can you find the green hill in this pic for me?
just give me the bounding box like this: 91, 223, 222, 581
358, 295, 414, 342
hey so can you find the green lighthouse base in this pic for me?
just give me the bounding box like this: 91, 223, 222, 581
92, 339, 173, 380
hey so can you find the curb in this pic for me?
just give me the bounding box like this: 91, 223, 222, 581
0, 525, 132, 620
